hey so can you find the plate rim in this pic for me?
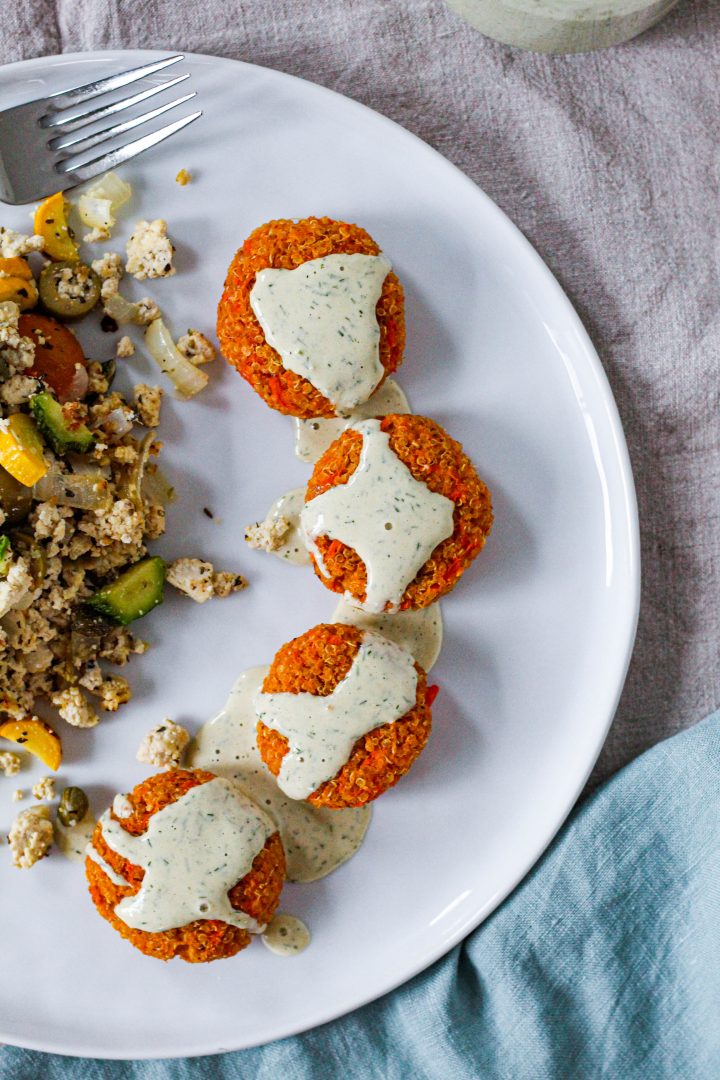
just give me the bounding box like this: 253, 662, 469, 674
0, 47, 641, 1060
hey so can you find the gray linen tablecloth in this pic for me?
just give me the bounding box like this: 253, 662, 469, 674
2, 0, 718, 787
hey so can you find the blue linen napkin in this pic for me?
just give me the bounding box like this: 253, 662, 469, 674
3, 713, 719, 1079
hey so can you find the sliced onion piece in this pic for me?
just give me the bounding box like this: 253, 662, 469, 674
124, 430, 155, 513
33, 466, 112, 510
141, 464, 175, 507
78, 195, 114, 230
86, 171, 132, 211
145, 318, 209, 398
102, 406, 134, 438
103, 292, 138, 325
65, 363, 89, 402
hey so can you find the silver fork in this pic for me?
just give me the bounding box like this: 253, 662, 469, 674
0, 54, 202, 205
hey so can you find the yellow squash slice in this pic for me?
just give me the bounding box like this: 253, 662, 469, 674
0, 413, 48, 486
33, 191, 79, 262
0, 716, 62, 771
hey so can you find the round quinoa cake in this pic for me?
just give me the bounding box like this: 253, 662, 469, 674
304, 414, 493, 611
216, 217, 405, 418
86, 770, 285, 963
256, 623, 435, 809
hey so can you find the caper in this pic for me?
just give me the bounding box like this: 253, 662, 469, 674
57, 786, 89, 827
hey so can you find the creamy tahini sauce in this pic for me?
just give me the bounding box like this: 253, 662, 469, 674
255, 631, 417, 801
85, 843, 130, 887
294, 377, 410, 465
301, 418, 455, 613
262, 913, 311, 957
56, 815, 96, 862
249, 253, 391, 413
93, 777, 274, 934
189, 668, 371, 883
258, 487, 310, 566
332, 598, 443, 672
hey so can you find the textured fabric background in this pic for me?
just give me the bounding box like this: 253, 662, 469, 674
3, 0, 717, 786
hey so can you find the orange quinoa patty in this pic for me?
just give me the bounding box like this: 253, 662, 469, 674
86, 769, 285, 963
216, 217, 405, 418
304, 414, 493, 610
257, 623, 435, 809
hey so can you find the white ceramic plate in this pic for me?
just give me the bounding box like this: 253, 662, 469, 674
0, 50, 639, 1059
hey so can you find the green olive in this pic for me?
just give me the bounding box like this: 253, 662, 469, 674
38, 261, 101, 319
57, 786, 89, 827
0, 464, 33, 525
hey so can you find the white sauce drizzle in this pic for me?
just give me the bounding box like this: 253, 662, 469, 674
94, 777, 274, 934
332, 598, 443, 673
55, 815, 96, 862
301, 418, 455, 613
85, 843, 130, 888
257, 487, 310, 566
255, 630, 417, 801
250, 253, 391, 412
294, 377, 410, 464
262, 913, 310, 956
189, 668, 371, 883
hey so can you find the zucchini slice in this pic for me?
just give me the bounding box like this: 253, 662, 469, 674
86, 556, 166, 626
30, 391, 94, 455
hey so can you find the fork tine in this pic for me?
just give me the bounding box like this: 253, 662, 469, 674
56, 111, 202, 182
41, 73, 190, 132
46, 54, 184, 109
49, 92, 197, 155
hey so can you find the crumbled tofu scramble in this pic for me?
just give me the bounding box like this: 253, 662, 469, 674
55, 264, 96, 303
136, 720, 190, 769
0, 751, 20, 777
116, 335, 134, 359
32, 776, 55, 802
91, 251, 123, 302
8, 804, 53, 868
0, 300, 164, 723
166, 558, 248, 604
0, 227, 44, 259
126, 219, 176, 281
177, 329, 216, 365
245, 517, 291, 553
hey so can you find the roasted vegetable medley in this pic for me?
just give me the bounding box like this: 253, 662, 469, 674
1, 178, 239, 797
